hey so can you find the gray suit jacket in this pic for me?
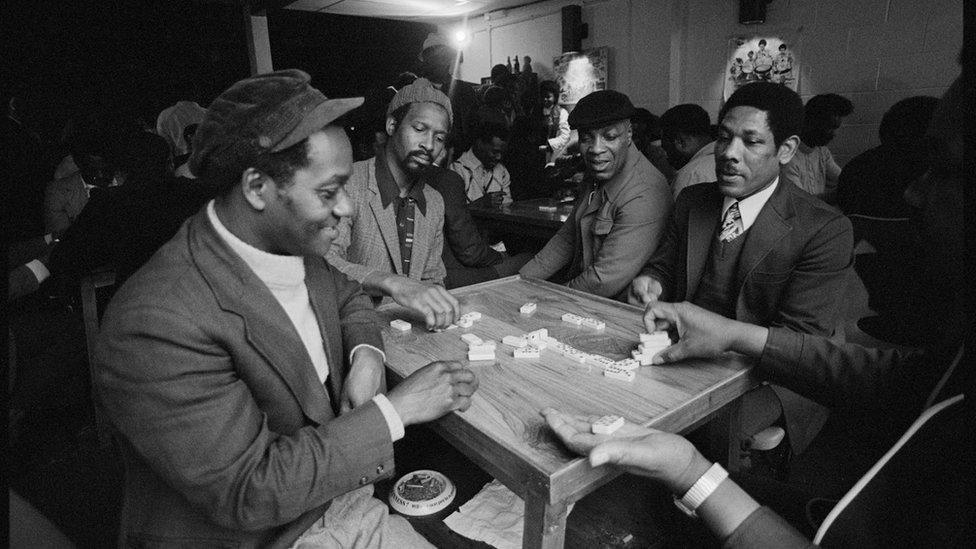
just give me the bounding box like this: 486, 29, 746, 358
327, 151, 447, 287
520, 144, 672, 298
95, 208, 395, 548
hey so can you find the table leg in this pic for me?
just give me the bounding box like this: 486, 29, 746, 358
522, 488, 569, 549
706, 398, 746, 473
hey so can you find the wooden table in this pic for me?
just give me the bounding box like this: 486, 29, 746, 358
468, 198, 576, 242
379, 276, 756, 549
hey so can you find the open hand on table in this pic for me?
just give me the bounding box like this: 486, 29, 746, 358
541, 407, 711, 495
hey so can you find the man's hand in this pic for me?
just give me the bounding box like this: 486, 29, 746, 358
387, 361, 478, 426
385, 276, 460, 330
340, 347, 385, 414
628, 275, 663, 306
541, 408, 710, 495
642, 301, 768, 364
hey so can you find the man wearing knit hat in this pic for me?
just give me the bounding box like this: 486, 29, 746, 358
94, 70, 477, 547
328, 78, 461, 329
519, 89, 672, 299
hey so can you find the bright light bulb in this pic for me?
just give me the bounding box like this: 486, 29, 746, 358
454, 30, 467, 44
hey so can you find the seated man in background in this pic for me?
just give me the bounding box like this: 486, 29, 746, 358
659, 103, 716, 198
450, 107, 513, 207
781, 93, 852, 202
327, 78, 459, 329
520, 90, 672, 299
44, 129, 120, 238
630, 82, 854, 457
95, 70, 478, 548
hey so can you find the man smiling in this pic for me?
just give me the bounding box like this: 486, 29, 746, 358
94, 70, 477, 547
520, 90, 671, 299
629, 82, 854, 458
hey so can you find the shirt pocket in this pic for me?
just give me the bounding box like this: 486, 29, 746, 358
592, 216, 614, 236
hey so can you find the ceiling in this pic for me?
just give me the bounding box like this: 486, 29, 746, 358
281, 0, 536, 21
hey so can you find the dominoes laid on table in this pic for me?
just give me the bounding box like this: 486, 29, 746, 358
390, 319, 411, 332
513, 346, 540, 359
591, 415, 624, 435
502, 335, 528, 348
604, 365, 636, 381
519, 302, 537, 315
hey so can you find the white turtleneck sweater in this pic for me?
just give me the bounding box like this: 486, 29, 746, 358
207, 201, 403, 440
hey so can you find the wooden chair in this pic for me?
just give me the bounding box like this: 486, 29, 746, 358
79, 268, 117, 445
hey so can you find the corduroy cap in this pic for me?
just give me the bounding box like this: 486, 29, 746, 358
568, 90, 636, 130
189, 69, 363, 177
385, 77, 453, 125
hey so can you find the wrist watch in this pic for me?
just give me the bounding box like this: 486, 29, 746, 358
673, 462, 728, 518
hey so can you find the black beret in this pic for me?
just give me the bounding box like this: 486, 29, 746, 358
568, 90, 636, 130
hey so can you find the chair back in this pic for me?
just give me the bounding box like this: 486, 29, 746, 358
79, 268, 117, 444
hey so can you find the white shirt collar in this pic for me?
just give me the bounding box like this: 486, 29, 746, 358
206, 200, 305, 288
721, 177, 778, 232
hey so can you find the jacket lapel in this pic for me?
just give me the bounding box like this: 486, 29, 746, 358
189, 211, 334, 426
366, 163, 404, 275
736, 181, 792, 287
686, 187, 720, 296
305, 257, 344, 416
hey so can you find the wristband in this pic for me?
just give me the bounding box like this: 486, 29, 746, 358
673, 462, 728, 518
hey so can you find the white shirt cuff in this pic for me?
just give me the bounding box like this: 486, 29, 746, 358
371, 394, 405, 442
348, 344, 385, 365
25, 259, 51, 285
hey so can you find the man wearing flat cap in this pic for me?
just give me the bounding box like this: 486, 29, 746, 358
327, 78, 462, 329
94, 69, 477, 547
519, 89, 672, 299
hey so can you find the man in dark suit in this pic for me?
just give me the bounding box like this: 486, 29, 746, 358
629, 82, 854, 456
94, 70, 478, 548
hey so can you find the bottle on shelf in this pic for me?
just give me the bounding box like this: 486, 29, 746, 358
506, 56, 513, 73
513, 55, 520, 73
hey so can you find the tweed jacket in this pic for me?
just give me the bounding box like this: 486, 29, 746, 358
520, 143, 672, 299
641, 180, 854, 453
327, 148, 447, 287
94, 208, 395, 548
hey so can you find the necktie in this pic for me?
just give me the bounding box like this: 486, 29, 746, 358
719, 202, 743, 242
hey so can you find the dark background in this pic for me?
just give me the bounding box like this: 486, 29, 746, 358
2, 0, 434, 146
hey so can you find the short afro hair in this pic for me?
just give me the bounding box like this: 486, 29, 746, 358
719, 82, 804, 147
660, 104, 711, 140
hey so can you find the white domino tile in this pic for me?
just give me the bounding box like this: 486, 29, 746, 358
513, 346, 540, 358
502, 335, 528, 348
390, 319, 411, 332
519, 303, 537, 315
604, 366, 636, 381
591, 415, 624, 435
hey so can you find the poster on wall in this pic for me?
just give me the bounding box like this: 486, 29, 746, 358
553, 47, 608, 106
723, 36, 798, 100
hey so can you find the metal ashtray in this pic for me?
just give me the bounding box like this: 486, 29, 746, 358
388, 469, 456, 517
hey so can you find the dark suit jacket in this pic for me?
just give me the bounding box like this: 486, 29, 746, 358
642, 180, 854, 453
425, 168, 502, 267
95, 209, 395, 548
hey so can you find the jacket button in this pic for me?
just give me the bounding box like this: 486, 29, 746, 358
359, 476, 369, 485
376, 465, 384, 474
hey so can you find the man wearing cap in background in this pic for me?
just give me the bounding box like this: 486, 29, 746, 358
519, 89, 672, 299
629, 82, 854, 460
418, 32, 481, 160
94, 69, 478, 548
327, 78, 460, 329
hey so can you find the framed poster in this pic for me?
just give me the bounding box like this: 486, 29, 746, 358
724, 36, 798, 100
553, 47, 608, 106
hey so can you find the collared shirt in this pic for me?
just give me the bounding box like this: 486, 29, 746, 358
450, 149, 512, 204
206, 201, 403, 440
721, 177, 778, 232
375, 148, 428, 275
672, 141, 716, 199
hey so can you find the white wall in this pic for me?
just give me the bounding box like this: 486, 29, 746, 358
446, 0, 963, 165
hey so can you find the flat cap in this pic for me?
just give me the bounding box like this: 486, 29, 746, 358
190, 69, 363, 178
386, 77, 453, 126
568, 90, 636, 130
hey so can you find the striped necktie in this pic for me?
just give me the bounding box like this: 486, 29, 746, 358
719, 202, 743, 242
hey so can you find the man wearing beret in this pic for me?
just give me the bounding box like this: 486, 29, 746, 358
519, 89, 672, 299
629, 82, 854, 458
327, 78, 461, 329
94, 69, 478, 547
